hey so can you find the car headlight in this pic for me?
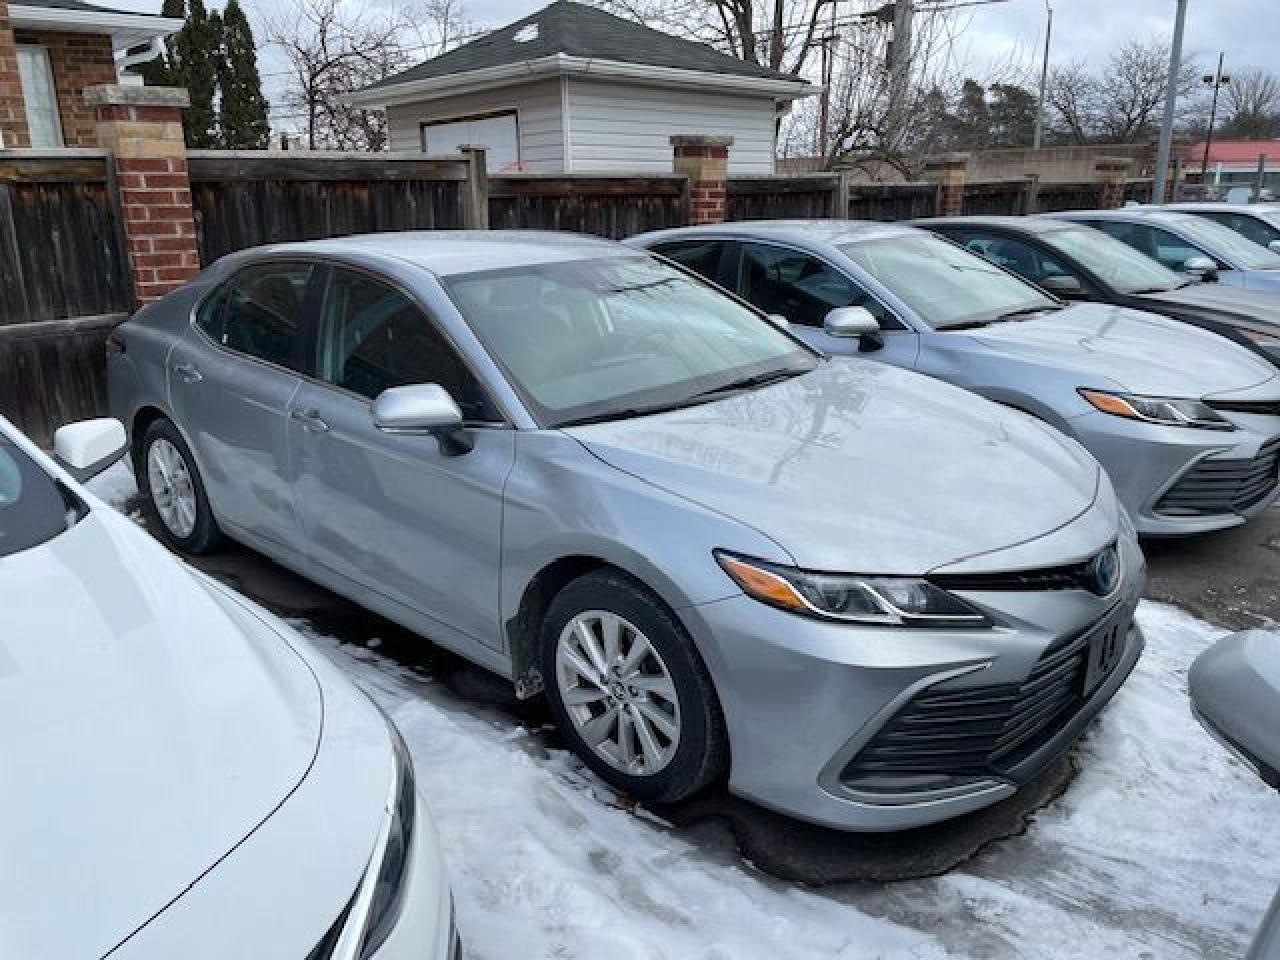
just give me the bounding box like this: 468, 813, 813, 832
715, 551, 990, 627
1078, 389, 1235, 430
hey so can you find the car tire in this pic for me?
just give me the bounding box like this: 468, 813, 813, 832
539, 570, 727, 804
136, 418, 221, 554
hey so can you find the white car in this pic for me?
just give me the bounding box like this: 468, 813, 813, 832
0, 415, 459, 960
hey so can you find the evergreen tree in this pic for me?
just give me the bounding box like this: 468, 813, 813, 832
988, 84, 1039, 148
173, 0, 219, 147
950, 79, 991, 150
217, 0, 270, 148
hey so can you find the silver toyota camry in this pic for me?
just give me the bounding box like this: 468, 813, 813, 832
630, 221, 1280, 537
109, 231, 1144, 832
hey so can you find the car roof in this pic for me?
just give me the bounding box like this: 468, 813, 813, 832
1165, 203, 1280, 215
640, 219, 921, 246
1050, 208, 1204, 227
229, 230, 637, 277
917, 215, 1073, 235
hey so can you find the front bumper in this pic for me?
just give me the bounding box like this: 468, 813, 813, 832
1070, 410, 1280, 536
369, 788, 455, 960
681, 533, 1146, 833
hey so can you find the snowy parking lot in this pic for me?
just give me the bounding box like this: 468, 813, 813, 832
91, 466, 1280, 959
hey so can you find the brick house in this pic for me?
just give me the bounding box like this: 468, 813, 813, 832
0, 0, 180, 148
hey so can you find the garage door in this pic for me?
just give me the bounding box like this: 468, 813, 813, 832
422, 112, 520, 171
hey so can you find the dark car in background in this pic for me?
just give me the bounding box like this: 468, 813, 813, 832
918, 216, 1280, 365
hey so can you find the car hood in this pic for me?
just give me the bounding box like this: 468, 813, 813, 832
568, 360, 1101, 574
960, 302, 1279, 396
1141, 283, 1280, 331
0, 508, 322, 960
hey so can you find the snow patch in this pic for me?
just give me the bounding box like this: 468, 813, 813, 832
513, 23, 538, 42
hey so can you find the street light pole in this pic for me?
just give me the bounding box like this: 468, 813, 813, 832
1201, 51, 1230, 180
1033, 0, 1053, 150
1153, 0, 1188, 204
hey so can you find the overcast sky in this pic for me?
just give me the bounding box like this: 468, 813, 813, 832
115, 0, 1280, 129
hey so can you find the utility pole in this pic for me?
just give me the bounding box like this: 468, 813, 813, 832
888, 0, 914, 130
1033, 0, 1053, 149
1152, 0, 1188, 204
1201, 52, 1229, 180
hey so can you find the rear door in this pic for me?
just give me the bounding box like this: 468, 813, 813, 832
167, 260, 317, 549
287, 265, 514, 651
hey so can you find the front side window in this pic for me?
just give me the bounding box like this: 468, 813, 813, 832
837, 233, 1056, 330
443, 255, 818, 427
0, 435, 80, 557
16, 46, 62, 148
1200, 212, 1280, 251
197, 262, 313, 371
1041, 226, 1184, 294
956, 232, 1074, 286
652, 240, 727, 284
316, 267, 498, 421
735, 243, 896, 328
1159, 215, 1280, 271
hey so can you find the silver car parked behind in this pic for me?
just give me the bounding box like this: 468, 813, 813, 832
110, 231, 1144, 832
630, 220, 1280, 536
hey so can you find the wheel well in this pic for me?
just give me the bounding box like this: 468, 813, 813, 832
130, 405, 169, 469
508, 555, 694, 699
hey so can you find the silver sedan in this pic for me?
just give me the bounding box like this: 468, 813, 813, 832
630, 220, 1280, 537
109, 231, 1143, 832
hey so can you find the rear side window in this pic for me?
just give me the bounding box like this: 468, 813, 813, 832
0, 438, 80, 557
1202, 212, 1280, 248
315, 267, 499, 421
196, 262, 314, 371
652, 240, 727, 283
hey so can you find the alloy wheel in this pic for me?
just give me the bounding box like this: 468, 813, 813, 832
146, 437, 197, 539
554, 610, 682, 777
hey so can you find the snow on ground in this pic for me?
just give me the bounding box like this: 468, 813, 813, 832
88, 469, 1280, 959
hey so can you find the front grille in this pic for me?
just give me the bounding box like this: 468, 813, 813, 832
1156, 437, 1280, 516
1207, 400, 1280, 417
841, 613, 1128, 790
931, 558, 1093, 593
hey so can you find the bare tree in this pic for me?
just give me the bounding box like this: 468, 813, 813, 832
1221, 67, 1280, 139
1045, 62, 1095, 145
402, 0, 475, 60
266, 0, 412, 150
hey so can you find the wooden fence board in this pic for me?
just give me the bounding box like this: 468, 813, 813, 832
489, 175, 688, 239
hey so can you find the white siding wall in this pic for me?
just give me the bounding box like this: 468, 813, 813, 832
385, 79, 565, 172
565, 78, 777, 174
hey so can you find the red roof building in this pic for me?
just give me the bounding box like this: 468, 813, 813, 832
1184, 140, 1280, 171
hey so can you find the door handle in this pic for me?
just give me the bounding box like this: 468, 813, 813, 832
173, 362, 203, 384
290, 408, 330, 434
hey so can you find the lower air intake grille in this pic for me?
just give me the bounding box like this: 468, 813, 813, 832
1156, 437, 1280, 517
841, 614, 1128, 790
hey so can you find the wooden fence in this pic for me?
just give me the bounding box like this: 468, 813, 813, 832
727, 175, 840, 220
188, 151, 476, 265
848, 182, 938, 221
489, 174, 688, 240
0, 152, 131, 326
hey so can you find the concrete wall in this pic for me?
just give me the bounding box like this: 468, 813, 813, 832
967, 144, 1148, 184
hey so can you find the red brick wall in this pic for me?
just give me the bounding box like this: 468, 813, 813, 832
672, 139, 731, 226
0, 0, 31, 148
15, 30, 117, 147
116, 155, 200, 303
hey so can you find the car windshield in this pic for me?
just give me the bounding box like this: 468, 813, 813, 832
1161, 214, 1280, 271
0, 433, 81, 557
442, 255, 819, 428
1042, 226, 1184, 294
836, 232, 1058, 329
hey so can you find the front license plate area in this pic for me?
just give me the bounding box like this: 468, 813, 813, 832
1083, 610, 1130, 697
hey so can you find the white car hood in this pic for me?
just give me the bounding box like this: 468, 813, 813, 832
0, 508, 321, 959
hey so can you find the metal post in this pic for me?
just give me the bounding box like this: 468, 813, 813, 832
1201, 51, 1228, 180
889, 0, 914, 131
1153, 0, 1188, 204
1033, 1, 1053, 150
1254, 154, 1267, 203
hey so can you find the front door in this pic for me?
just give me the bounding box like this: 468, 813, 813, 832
167, 261, 316, 549
288, 265, 514, 651
728, 241, 921, 368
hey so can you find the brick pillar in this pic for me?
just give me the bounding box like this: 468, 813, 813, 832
86, 85, 199, 307
0, 0, 30, 148
1096, 157, 1132, 209
672, 135, 732, 225
923, 153, 970, 217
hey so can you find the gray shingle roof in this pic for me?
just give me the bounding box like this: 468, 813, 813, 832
10, 0, 165, 16
367, 0, 807, 91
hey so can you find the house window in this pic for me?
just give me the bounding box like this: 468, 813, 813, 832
421, 111, 519, 172
16, 46, 64, 148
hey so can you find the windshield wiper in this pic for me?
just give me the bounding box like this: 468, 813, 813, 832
1132, 285, 1181, 294
687, 368, 806, 401
995, 304, 1064, 322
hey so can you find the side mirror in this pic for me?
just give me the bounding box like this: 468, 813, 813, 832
1041, 274, 1085, 299
1268, 240, 1280, 255
1189, 631, 1280, 792
53, 418, 127, 482
1184, 255, 1219, 282
372, 384, 472, 456
765, 313, 791, 331
824, 306, 883, 351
